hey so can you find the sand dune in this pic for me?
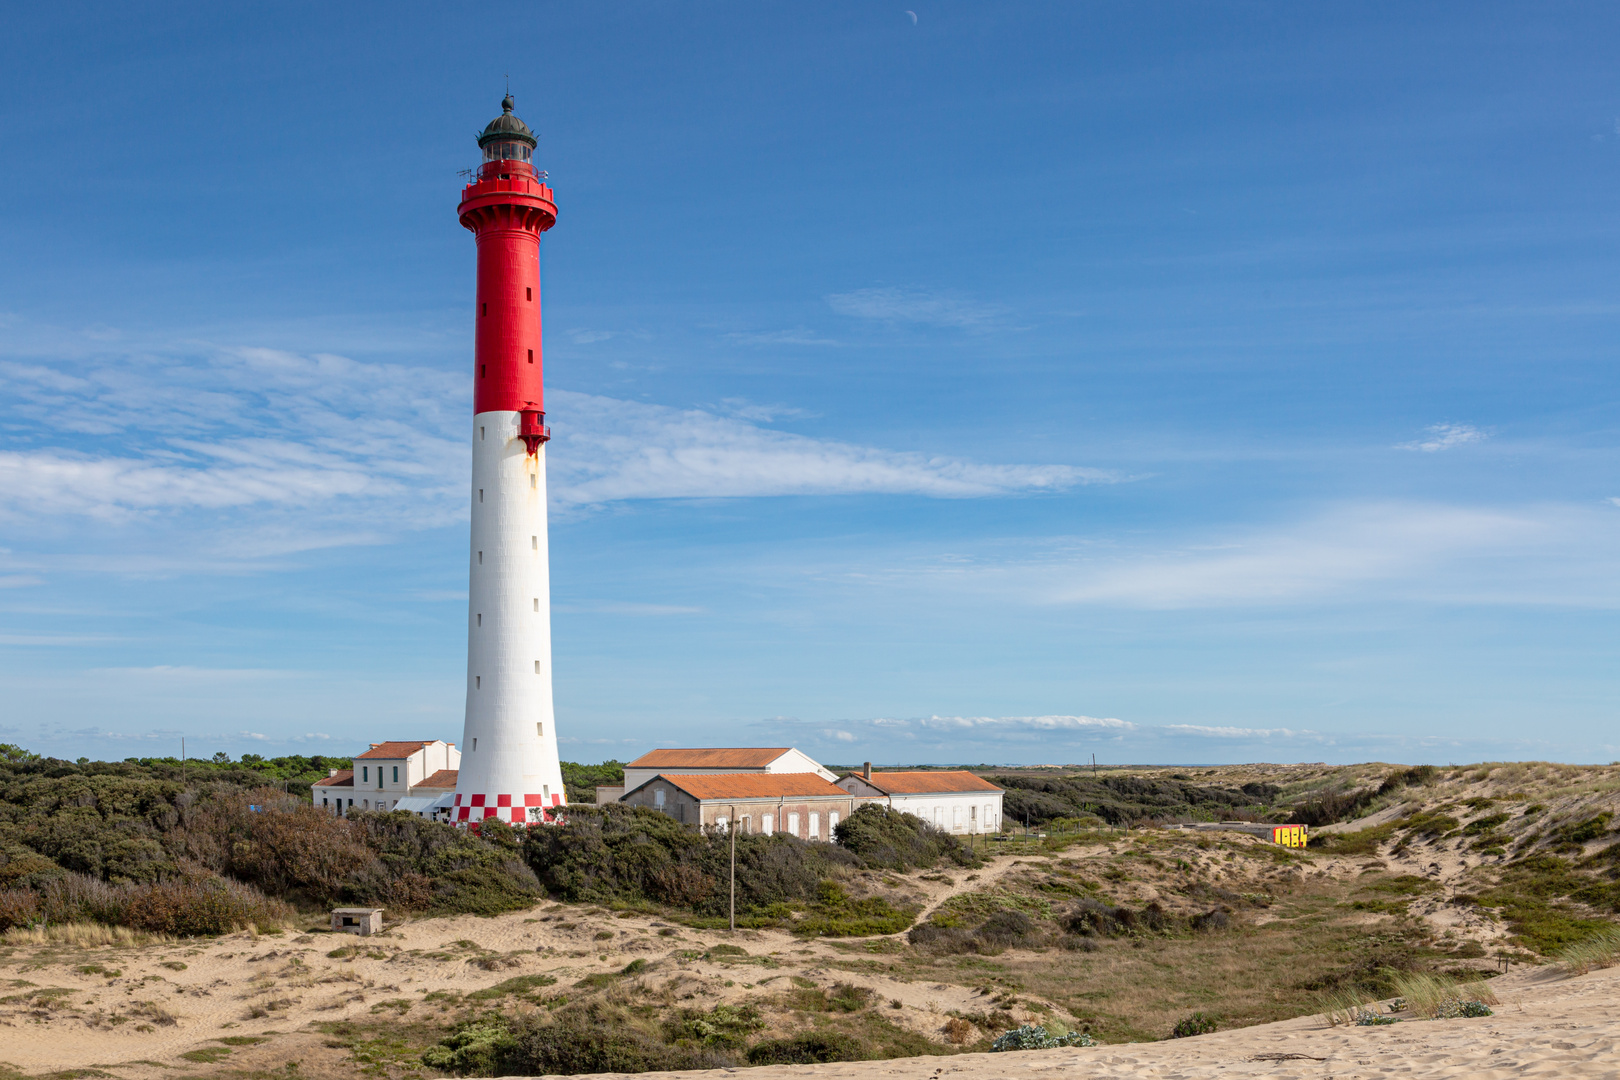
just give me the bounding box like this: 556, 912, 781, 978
526, 964, 1619, 1079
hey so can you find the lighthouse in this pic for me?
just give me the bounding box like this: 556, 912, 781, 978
451, 95, 566, 824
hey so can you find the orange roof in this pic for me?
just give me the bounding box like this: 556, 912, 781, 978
652, 772, 848, 800
356, 741, 433, 760
415, 769, 459, 789
855, 771, 1003, 795
314, 770, 354, 787
627, 748, 793, 769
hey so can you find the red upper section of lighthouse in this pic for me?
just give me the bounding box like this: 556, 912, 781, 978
459, 96, 557, 418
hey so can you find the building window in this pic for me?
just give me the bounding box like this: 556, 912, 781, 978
530, 473, 536, 488
361, 767, 368, 782
478, 551, 483, 564
526, 287, 532, 301
829, 811, 839, 833
536, 722, 544, 737
480, 364, 486, 378
475, 676, 481, 688
654, 788, 666, 808
480, 426, 485, 441
542, 784, 550, 800
953, 805, 963, 830
534, 660, 541, 673
787, 812, 799, 836
527, 348, 533, 363
479, 489, 483, 503
533, 598, 539, 611
741, 815, 751, 834
531, 536, 537, 550
481, 302, 487, 316
715, 816, 728, 833
761, 814, 773, 834
808, 812, 820, 839
472, 738, 477, 751
477, 613, 482, 626
393, 766, 399, 783
362, 799, 369, 809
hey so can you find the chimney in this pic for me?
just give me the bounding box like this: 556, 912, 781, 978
863, 762, 871, 781
329, 768, 339, 777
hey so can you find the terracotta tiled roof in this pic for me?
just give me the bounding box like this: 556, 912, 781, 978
314, 770, 354, 787
856, 771, 1003, 795
627, 748, 792, 769
655, 773, 849, 800
415, 769, 459, 790
356, 741, 433, 760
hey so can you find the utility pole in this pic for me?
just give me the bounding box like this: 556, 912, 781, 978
729, 803, 737, 932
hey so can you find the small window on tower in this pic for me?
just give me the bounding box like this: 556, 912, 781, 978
472, 738, 477, 751
478, 489, 483, 503
478, 551, 483, 564
475, 676, 481, 689
480, 364, 486, 378
480, 427, 485, 440
530, 474, 536, 489
481, 303, 487, 316
526, 287, 532, 301
536, 722, 544, 737
533, 598, 538, 612
476, 613, 481, 626
534, 660, 540, 673
531, 536, 537, 550
527, 349, 533, 363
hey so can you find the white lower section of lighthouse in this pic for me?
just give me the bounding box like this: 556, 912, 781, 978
453, 409, 566, 824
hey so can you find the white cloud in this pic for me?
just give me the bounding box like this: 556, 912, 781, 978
722, 329, 842, 347
548, 390, 1113, 505
1043, 502, 1561, 608
823, 729, 857, 743
1397, 423, 1486, 452
826, 287, 1004, 328
714, 397, 815, 423
0, 338, 1105, 555
1161, 724, 1306, 740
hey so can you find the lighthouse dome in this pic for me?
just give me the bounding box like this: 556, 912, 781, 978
478, 95, 537, 161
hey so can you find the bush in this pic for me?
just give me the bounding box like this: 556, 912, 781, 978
1171, 1012, 1218, 1038
832, 805, 977, 871
793, 881, 916, 938
746, 1032, 866, 1065
990, 1024, 1095, 1051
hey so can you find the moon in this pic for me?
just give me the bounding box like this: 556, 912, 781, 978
906, 10, 917, 23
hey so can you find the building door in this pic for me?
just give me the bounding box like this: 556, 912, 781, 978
808, 812, 820, 839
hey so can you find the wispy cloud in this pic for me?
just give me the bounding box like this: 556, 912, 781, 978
713, 397, 816, 423
1161, 724, 1308, 740
1041, 502, 1565, 608
722, 329, 843, 347
0, 335, 1108, 560
548, 390, 1115, 506
1397, 423, 1486, 452
826, 287, 1005, 328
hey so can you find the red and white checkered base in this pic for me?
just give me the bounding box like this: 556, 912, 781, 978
453, 792, 563, 824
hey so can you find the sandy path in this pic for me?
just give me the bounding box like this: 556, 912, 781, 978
509, 964, 1620, 1079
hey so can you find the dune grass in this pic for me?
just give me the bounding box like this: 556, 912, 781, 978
0, 923, 175, 948
1384, 970, 1498, 1019
1557, 926, 1620, 976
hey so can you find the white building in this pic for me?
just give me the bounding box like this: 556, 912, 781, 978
835, 767, 1004, 835
312, 740, 461, 817
596, 747, 836, 804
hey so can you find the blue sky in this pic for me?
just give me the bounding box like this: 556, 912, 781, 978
2, 3, 1618, 766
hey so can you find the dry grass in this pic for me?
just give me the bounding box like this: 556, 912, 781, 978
1558, 928, 1620, 976
0, 923, 175, 948
1385, 970, 1498, 1019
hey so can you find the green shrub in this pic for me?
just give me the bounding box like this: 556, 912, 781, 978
1170, 1012, 1218, 1038
832, 805, 977, 870
746, 1032, 865, 1065
663, 1004, 763, 1049
990, 1024, 1096, 1051
793, 881, 916, 938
